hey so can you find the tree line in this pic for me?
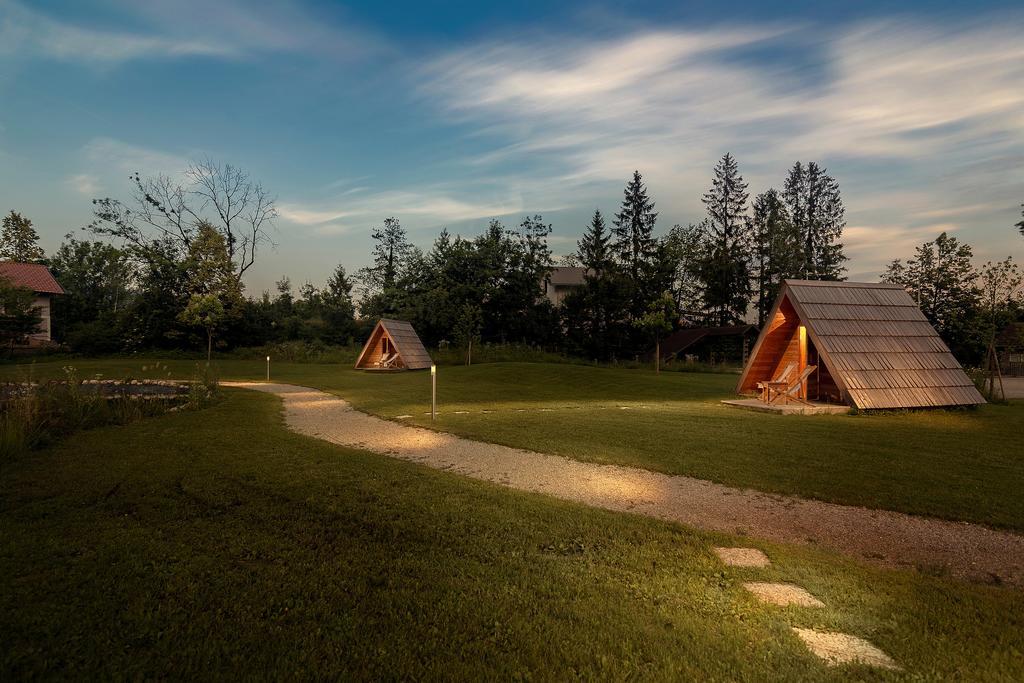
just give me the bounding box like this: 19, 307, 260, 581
1, 155, 1021, 364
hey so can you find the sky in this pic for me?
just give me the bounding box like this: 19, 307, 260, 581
1, 0, 1023, 293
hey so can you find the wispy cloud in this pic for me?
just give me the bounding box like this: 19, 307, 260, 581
0, 0, 235, 62
0, 0, 389, 65
279, 186, 526, 236
66, 173, 100, 196
82, 137, 191, 177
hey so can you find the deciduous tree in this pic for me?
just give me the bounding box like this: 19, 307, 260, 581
178, 222, 243, 360
0, 278, 42, 352
49, 234, 134, 350
89, 159, 276, 280
1, 211, 45, 262
882, 232, 980, 361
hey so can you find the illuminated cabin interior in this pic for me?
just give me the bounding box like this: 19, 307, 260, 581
737, 280, 985, 410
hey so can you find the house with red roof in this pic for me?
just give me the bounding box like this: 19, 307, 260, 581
0, 261, 65, 344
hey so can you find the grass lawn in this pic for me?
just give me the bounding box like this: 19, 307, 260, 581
2, 388, 1022, 679
4, 358, 1024, 532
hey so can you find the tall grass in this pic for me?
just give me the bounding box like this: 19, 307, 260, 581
1, 365, 218, 460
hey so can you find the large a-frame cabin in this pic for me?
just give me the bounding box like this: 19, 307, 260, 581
737, 280, 985, 410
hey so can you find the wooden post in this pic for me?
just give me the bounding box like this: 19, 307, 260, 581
655, 339, 660, 374
987, 341, 1005, 402
798, 325, 808, 400
431, 364, 437, 421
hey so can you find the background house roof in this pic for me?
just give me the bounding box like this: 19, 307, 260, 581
0, 262, 64, 295
783, 279, 984, 409
546, 267, 587, 286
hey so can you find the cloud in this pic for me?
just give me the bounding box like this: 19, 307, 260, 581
0, 0, 236, 62
417, 18, 1024, 275
0, 0, 389, 65
279, 186, 526, 236
67, 173, 100, 196
82, 137, 191, 177
126, 0, 389, 61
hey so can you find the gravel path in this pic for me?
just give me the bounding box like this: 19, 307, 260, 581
226, 382, 1024, 586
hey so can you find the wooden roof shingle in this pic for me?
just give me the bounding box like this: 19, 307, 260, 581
738, 280, 985, 410
359, 319, 433, 370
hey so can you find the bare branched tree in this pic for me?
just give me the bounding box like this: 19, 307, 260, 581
89, 158, 276, 280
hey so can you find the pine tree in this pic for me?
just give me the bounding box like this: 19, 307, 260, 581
368, 217, 410, 290
0, 211, 45, 262
749, 189, 800, 325
699, 154, 752, 326
1016, 204, 1023, 237
358, 217, 412, 318
563, 209, 631, 361
577, 210, 612, 275
612, 171, 659, 321
612, 172, 657, 283
321, 264, 356, 344
783, 162, 847, 280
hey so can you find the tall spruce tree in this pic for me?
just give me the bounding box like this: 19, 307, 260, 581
612, 171, 659, 320
562, 209, 630, 360
783, 162, 847, 280
699, 154, 752, 326
578, 209, 612, 274
0, 211, 45, 262
749, 189, 800, 326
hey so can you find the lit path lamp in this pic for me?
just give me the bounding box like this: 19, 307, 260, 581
266, 355, 271, 382
431, 364, 437, 421
798, 325, 807, 400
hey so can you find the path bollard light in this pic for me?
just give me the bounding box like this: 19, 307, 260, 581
431, 364, 437, 421
266, 356, 270, 382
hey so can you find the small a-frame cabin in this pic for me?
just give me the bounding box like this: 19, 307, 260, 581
355, 319, 433, 371
737, 280, 985, 410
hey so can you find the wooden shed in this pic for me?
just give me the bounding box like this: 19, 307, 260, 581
736, 280, 985, 410
355, 319, 433, 371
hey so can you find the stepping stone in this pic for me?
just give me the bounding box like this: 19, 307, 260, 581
791, 628, 900, 671
742, 582, 824, 607
713, 547, 770, 567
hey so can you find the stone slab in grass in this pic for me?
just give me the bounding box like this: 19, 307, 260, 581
713, 547, 770, 567
743, 582, 824, 607
792, 627, 900, 671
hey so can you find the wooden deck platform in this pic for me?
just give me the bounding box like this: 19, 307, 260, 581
721, 398, 851, 416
